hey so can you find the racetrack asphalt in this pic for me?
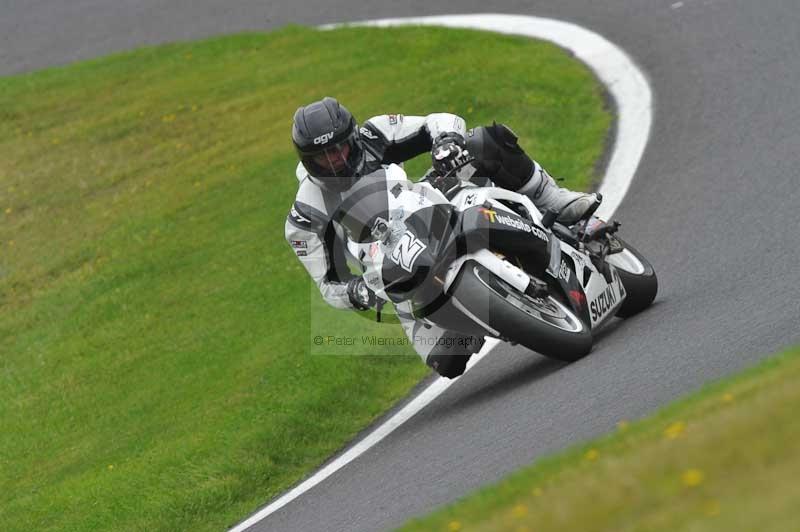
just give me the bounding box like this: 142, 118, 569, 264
5, 1, 800, 531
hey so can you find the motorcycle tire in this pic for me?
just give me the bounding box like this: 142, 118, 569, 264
606, 237, 658, 318
449, 261, 592, 362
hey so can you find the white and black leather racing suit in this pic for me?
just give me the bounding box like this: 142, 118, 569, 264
285, 113, 597, 378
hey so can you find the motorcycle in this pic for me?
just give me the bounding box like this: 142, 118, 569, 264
340, 164, 657, 362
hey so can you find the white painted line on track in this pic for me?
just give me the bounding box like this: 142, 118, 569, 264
230, 13, 652, 532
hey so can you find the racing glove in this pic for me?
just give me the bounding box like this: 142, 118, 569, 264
346, 276, 376, 311
431, 132, 474, 177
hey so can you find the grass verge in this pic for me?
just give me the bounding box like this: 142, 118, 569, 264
400, 346, 800, 532
0, 25, 610, 531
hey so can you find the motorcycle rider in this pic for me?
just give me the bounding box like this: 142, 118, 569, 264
286, 96, 601, 378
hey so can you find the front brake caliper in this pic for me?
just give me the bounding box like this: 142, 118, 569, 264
607, 234, 624, 255
525, 276, 549, 298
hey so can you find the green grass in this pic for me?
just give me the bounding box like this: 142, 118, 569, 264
0, 25, 611, 531
400, 346, 800, 532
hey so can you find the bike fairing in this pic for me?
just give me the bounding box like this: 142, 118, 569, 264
345, 174, 637, 366
288, 166, 634, 366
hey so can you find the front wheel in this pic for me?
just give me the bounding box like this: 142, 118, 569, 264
448, 261, 592, 362
606, 237, 658, 318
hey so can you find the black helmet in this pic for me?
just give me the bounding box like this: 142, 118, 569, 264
292, 97, 366, 192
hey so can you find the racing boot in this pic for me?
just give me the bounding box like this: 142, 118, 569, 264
517, 164, 602, 225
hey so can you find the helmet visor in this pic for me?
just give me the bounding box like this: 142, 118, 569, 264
305, 136, 362, 176
300, 132, 365, 192
311, 141, 352, 176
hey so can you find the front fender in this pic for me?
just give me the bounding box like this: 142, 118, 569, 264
442, 248, 530, 295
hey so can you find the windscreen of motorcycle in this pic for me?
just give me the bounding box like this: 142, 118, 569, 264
335, 173, 393, 244
335, 172, 451, 244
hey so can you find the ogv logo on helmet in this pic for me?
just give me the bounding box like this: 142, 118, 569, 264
313, 132, 335, 145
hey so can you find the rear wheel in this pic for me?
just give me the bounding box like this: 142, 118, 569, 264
606, 237, 658, 318
449, 261, 592, 362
